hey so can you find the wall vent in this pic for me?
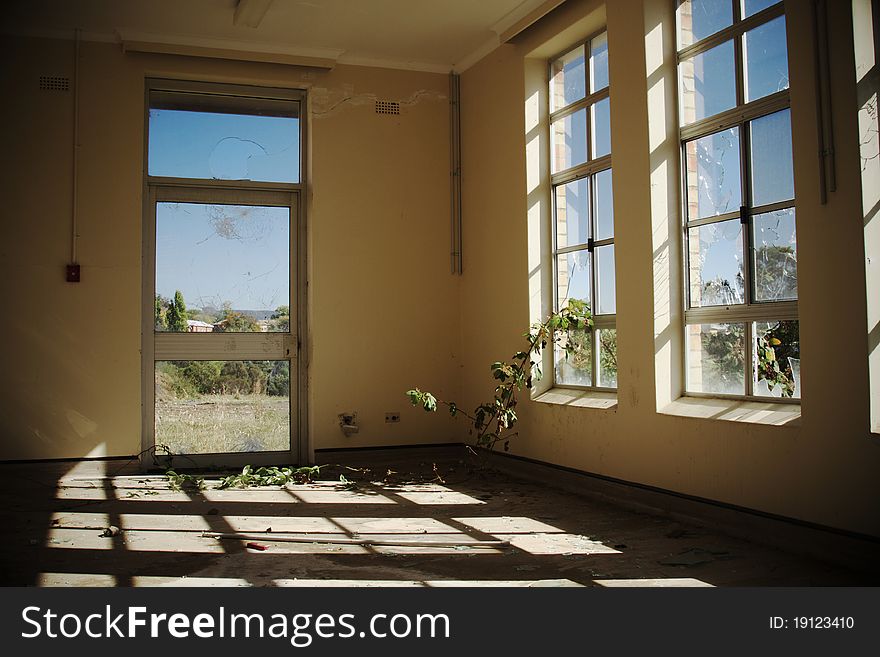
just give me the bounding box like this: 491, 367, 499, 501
375, 100, 400, 115
39, 75, 70, 91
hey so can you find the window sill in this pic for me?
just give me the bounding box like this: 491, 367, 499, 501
534, 388, 618, 409
659, 396, 800, 426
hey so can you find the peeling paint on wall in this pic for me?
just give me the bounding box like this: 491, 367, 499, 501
310, 85, 446, 118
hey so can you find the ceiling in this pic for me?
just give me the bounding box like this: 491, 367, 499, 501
2, 0, 564, 72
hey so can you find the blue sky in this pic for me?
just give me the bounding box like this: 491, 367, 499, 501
149, 109, 299, 183
150, 109, 298, 312
156, 202, 289, 312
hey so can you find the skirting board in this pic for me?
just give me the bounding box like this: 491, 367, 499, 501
481, 448, 880, 577
321, 442, 878, 576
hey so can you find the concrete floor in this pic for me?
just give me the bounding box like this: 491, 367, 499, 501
0, 449, 875, 587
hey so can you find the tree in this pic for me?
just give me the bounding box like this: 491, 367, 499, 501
271, 305, 290, 332
267, 361, 290, 396
167, 290, 189, 332
408, 299, 594, 451
754, 245, 797, 301
154, 294, 169, 331
214, 303, 261, 332
182, 360, 222, 394
219, 361, 267, 394
599, 329, 618, 384
702, 323, 746, 390
755, 320, 799, 396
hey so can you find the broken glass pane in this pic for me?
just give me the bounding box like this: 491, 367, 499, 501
753, 208, 797, 302
556, 250, 591, 310
744, 15, 789, 103
555, 179, 590, 249
598, 328, 618, 388
148, 92, 300, 182
155, 203, 289, 332
688, 219, 745, 308
685, 128, 742, 221
555, 329, 593, 386
686, 322, 746, 395
753, 320, 800, 398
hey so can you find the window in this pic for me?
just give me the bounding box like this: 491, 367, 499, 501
148, 87, 300, 183
143, 79, 308, 466
677, 0, 800, 400
548, 31, 617, 390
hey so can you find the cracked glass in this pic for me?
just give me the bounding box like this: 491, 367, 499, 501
149, 91, 300, 183
155, 202, 290, 333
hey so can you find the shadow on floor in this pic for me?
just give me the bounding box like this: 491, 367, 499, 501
0, 451, 874, 587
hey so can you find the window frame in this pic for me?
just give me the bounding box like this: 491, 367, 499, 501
676, 0, 799, 402
144, 78, 306, 190
140, 78, 311, 467
548, 29, 617, 391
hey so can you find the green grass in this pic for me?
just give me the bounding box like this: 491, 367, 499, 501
156, 394, 290, 455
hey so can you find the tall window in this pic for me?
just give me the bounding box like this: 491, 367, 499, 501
549, 31, 617, 389
677, 0, 800, 400
143, 79, 308, 465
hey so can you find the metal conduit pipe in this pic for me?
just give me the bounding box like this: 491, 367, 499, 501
449, 72, 462, 275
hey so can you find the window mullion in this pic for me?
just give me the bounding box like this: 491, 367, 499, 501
551, 155, 612, 185
678, 90, 789, 141
745, 320, 754, 396
741, 117, 753, 303
685, 300, 799, 324
734, 5, 745, 107
589, 164, 598, 387
686, 210, 742, 229
555, 243, 589, 256
549, 88, 610, 123
752, 199, 795, 215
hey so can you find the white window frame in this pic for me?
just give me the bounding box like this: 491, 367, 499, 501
676, 1, 799, 402
547, 30, 617, 391
140, 78, 310, 467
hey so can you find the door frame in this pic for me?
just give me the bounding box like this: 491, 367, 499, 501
140, 79, 309, 470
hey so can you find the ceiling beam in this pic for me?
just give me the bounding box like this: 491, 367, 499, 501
119, 31, 338, 69
233, 0, 275, 28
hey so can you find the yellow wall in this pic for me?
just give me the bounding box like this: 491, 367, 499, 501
0, 37, 460, 460
459, 0, 880, 538
1, 0, 877, 539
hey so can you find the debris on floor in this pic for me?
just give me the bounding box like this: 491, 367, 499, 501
659, 547, 733, 567
0, 452, 872, 587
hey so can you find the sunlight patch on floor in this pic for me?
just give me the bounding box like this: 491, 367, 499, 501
594, 578, 714, 587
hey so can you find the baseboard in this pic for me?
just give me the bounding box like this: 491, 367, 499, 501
483, 449, 880, 577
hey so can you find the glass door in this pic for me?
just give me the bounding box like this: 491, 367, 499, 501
146, 187, 299, 467
141, 79, 307, 469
